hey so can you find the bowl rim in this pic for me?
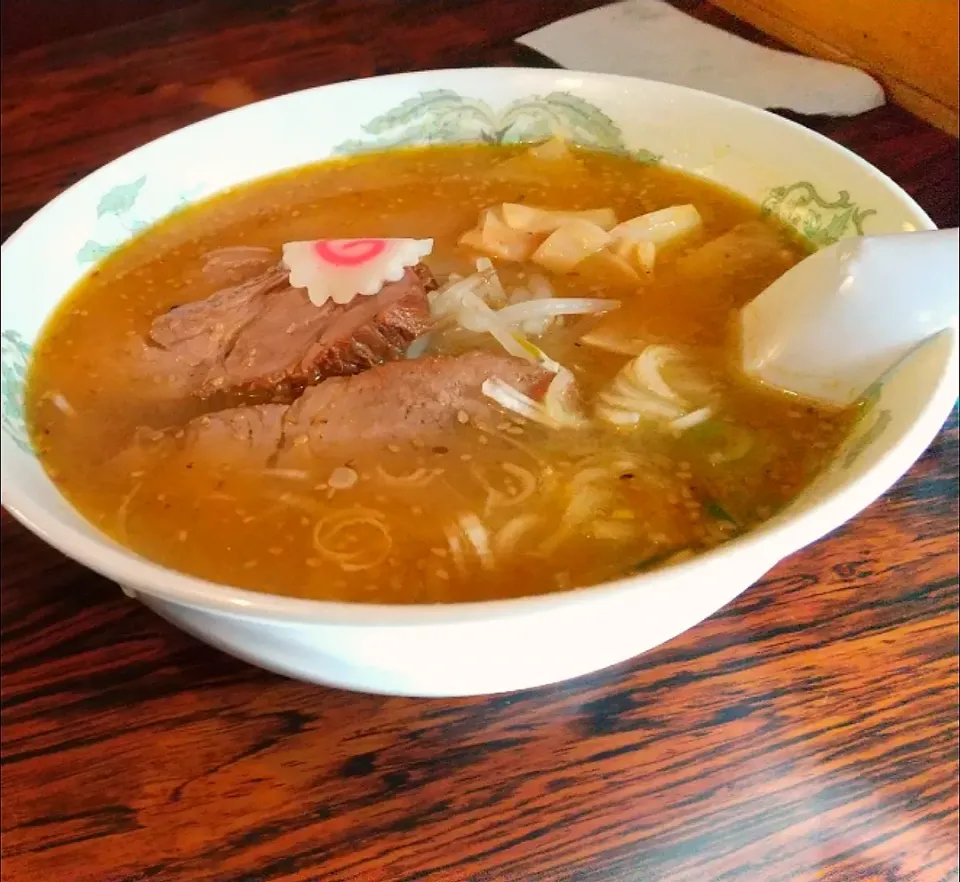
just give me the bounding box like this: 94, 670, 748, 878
1, 67, 955, 626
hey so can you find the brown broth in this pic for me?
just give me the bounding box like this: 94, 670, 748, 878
25, 145, 855, 602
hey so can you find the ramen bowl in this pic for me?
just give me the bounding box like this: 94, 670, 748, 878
2, 69, 956, 697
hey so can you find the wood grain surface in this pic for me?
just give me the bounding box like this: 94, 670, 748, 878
1, 2, 958, 880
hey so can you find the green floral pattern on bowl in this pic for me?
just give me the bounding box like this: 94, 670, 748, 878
76, 176, 205, 266
334, 89, 662, 164
762, 181, 876, 247
1, 330, 32, 453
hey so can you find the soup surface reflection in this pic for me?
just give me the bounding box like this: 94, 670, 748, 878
26, 144, 855, 602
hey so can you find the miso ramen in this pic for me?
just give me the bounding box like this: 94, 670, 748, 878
26, 142, 856, 603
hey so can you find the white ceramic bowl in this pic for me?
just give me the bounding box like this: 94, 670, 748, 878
2, 69, 957, 697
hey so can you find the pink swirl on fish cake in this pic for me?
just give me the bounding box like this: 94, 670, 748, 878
313, 238, 387, 267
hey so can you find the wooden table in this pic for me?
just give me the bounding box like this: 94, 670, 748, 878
2, 2, 958, 880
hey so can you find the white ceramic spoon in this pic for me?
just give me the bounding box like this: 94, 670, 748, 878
740, 228, 959, 407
